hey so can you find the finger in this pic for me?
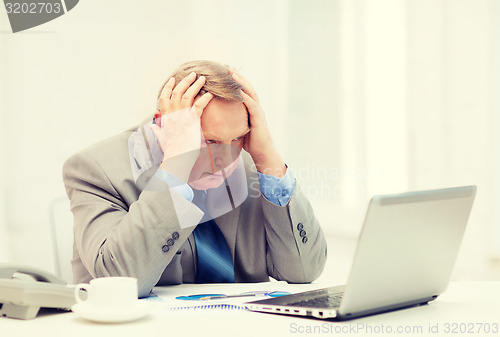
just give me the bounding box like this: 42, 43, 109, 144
232, 72, 259, 102
171, 72, 197, 103
157, 77, 175, 111
240, 90, 259, 116
149, 124, 161, 142
193, 92, 214, 118
182, 76, 206, 106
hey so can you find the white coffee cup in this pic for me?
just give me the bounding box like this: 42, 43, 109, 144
74, 277, 138, 308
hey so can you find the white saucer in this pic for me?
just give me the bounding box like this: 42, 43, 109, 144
72, 301, 152, 323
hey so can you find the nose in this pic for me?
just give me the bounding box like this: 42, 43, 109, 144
211, 144, 239, 172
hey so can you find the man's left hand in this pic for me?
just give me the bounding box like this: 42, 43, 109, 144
232, 72, 286, 178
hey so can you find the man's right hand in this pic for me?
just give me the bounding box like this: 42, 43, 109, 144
149, 72, 213, 182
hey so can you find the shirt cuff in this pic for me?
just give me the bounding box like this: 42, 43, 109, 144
258, 166, 296, 206
154, 169, 194, 202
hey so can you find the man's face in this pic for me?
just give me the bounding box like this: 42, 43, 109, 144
188, 98, 250, 190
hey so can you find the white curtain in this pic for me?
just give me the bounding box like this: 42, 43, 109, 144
0, 0, 498, 278
493, 0, 500, 261
332, 0, 499, 279
0, 83, 9, 261
0, 207, 8, 262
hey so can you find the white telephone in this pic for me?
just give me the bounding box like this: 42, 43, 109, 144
0, 263, 76, 319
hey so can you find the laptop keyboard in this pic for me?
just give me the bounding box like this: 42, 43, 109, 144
287, 292, 344, 308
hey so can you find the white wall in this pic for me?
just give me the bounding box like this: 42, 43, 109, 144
0, 56, 9, 260
495, 0, 500, 258
1, 0, 499, 281
0, 0, 318, 271
320, 0, 500, 282
407, 0, 497, 279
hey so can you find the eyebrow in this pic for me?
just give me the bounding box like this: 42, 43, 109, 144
204, 128, 251, 141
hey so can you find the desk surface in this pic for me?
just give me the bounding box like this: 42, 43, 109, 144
2, 281, 500, 337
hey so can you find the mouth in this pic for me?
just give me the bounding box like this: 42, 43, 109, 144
209, 167, 230, 177
201, 172, 224, 178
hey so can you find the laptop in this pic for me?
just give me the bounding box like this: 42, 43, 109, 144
245, 186, 476, 320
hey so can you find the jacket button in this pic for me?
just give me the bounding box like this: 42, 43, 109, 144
299, 230, 307, 238
172, 232, 180, 240
302, 237, 308, 244
297, 223, 304, 231
167, 238, 175, 247
162, 245, 169, 252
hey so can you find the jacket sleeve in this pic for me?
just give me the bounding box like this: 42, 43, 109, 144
263, 182, 327, 283
63, 151, 202, 297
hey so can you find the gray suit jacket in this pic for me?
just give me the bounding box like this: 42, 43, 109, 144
63, 121, 327, 297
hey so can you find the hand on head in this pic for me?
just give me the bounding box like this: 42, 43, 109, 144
149, 72, 213, 183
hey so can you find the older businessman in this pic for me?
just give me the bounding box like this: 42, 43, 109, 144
63, 60, 327, 297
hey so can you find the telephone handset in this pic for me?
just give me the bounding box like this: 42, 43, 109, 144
0, 263, 76, 319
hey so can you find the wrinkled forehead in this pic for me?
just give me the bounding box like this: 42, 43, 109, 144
201, 99, 249, 140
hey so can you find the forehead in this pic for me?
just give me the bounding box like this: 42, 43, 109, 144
201, 99, 248, 139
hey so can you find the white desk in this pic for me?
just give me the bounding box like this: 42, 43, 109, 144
2, 281, 500, 337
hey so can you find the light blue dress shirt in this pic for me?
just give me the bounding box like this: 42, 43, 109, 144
257, 168, 296, 206
155, 166, 296, 206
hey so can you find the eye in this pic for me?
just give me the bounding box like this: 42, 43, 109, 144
205, 139, 216, 144
232, 136, 242, 142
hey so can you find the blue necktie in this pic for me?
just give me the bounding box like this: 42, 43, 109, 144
192, 190, 235, 283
